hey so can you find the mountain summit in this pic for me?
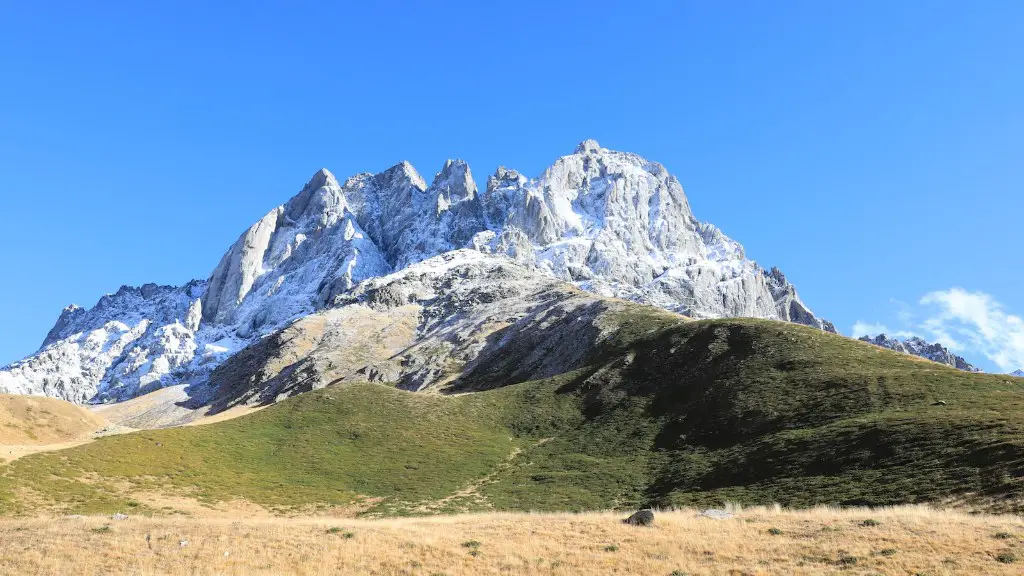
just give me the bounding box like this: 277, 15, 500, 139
858, 334, 981, 372
0, 141, 832, 403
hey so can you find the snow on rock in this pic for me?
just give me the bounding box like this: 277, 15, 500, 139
0, 283, 206, 403
1, 141, 833, 403
477, 141, 833, 330
859, 334, 981, 372
202, 168, 390, 334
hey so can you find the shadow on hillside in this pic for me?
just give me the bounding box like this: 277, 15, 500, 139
441, 298, 608, 394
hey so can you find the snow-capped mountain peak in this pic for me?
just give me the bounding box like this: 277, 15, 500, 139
859, 333, 981, 372
431, 159, 478, 202
1011, 369, 1024, 377
575, 138, 602, 154
2, 141, 834, 403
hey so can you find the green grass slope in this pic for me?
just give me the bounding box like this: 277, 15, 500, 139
2, 311, 1022, 516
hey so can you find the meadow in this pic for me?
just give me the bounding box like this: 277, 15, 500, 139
1, 506, 1022, 575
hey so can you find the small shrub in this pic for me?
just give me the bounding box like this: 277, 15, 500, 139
326, 527, 354, 538
994, 531, 1014, 539
604, 544, 619, 552
835, 554, 858, 566
860, 519, 881, 527
767, 527, 783, 535
669, 571, 690, 576
996, 552, 1016, 564
878, 548, 898, 556
461, 540, 481, 549
91, 525, 112, 534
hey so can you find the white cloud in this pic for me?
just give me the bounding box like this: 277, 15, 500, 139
851, 321, 890, 338
850, 321, 915, 339
918, 288, 1024, 372
891, 298, 915, 325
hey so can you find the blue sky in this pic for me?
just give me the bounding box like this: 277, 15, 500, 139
1, 1, 1022, 372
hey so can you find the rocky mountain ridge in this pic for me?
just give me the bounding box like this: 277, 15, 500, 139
858, 334, 981, 372
1, 141, 832, 403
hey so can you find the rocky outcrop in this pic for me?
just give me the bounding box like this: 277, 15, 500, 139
1, 141, 832, 403
206, 250, 678, 412
859, 334, 981, 372
202, 168, 390, 333
476, 142, 833, 331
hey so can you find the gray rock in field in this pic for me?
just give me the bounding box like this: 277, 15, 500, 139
698, 509, 733, 520
623, 509, 655, 526
111, 513, 129, 521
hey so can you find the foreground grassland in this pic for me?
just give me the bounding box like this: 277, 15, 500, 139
1, 507, 1022, 575
1, 316, 1023, 516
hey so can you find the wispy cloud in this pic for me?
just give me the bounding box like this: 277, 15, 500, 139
918, 288, 1024, 372
851, 321, 888, 338
850, 321, 914, 339
851, 288, 1024, 374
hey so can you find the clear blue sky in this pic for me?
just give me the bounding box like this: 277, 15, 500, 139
1, 1, 1022, 372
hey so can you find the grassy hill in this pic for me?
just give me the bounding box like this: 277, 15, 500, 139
1, 310, 1023, 516
0, 395, 106, 447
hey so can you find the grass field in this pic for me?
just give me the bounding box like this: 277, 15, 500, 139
0, 507, 1022, 575
1, 316, 1022, 516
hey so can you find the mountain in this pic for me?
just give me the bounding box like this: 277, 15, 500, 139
858, 334, 981, 372
0, 141, 832, 404
1012, 369, 1024, 377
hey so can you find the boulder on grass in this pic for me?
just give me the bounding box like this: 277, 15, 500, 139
623, 509, 655, 526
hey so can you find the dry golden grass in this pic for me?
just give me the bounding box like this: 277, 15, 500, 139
1, 390, 264, 463
0, 394, 108, 461
1, 506, 1022, 575
0, 394, 107, 445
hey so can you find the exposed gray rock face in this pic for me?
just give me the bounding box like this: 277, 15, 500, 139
859, 334, 981, 372
1, 141, 831, 404
476, 142, 834, 332
342, 162, 429, 267
205, 250, 647, 411
202, 168, 390, 333
343, 159, 486, 269
1009, 369, 1023, 377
